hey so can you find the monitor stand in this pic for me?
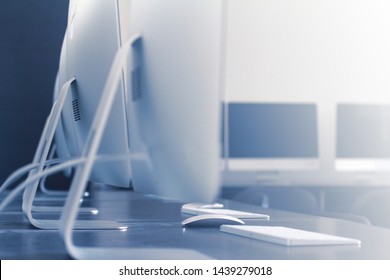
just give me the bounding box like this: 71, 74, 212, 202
19, 77, 125, 230
0, 156, 95, 212
58, 35, 209, 259
34, 144, 93, 210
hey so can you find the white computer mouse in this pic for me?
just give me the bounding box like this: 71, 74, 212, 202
181, 214, 245, 228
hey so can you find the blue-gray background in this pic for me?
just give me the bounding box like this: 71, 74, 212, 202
0, 0, 68, 182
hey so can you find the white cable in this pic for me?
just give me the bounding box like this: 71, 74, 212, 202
0, 152, 143, 212
0, 158, 85, 212
0, 158, 65, 197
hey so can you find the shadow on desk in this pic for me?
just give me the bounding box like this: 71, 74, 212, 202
350, 189, 390, 228
229, 187, 389, 228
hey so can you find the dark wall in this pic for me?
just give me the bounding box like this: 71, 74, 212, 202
0, 0, 68, 182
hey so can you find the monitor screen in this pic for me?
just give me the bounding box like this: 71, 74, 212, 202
229, 103, 318, 158
226, 103, 319, 171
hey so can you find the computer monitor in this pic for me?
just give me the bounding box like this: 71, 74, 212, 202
56, 0, 225, 259
15, 0, 133, 230
222, 102, 320, 186
126, 0, 224, 202
336, 104, 390, 172
222, 0, 390, 188
59, 0, 132, 187
58, 0, 222, 201
227, 103, 318, 169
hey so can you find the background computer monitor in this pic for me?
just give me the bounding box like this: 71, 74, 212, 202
223, 102, 319, 186
124, 0, 225, 202
58, 0, 132, 188
226, 102, 318, 169
223, 0, 390, 187
336, 104, 390, 172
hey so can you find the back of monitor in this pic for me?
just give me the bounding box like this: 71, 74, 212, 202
124, 0, 225, 202
58, 0, 132, 187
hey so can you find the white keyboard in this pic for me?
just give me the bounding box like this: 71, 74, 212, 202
181, 203, 270, 219
221, 225, 361, 246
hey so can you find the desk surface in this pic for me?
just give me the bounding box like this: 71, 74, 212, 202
1, 185, 390, 260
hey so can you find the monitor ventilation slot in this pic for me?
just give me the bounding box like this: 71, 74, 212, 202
72, 99, 81, 122
131, 66, 142, 101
